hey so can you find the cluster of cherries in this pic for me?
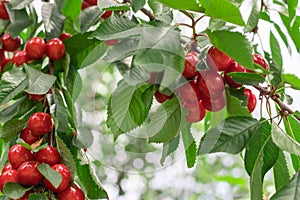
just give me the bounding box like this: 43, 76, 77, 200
154, 46, 269, 123
0, 112, 84, 200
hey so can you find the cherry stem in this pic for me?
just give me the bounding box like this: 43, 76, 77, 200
123, 0, 155, 21
48, 60, 55, 147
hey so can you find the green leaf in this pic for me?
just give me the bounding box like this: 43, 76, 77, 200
148, 0, 173, 24
207, 30, 253, 70
280, 14, 300, 52
61, 0, 81, 21
27, 193, 48, 200
132, 0, 146, 12
73, 127, 94, 148
270, 32, 283, 67
271, 172, 300, 200
0, 96, 26, 123
288, 0, 298, 20
24, 66, 56, 95
10, 0, 33, 10
200, 0, 244, 26
41, 3, 66, 40
208, 18, 226, 32
282, 74, 300, 90
198, 117, 259, 154
160, 135, 180, 165
0, 67, 28, 106
117, 64, 151, 86
181, 123, 197, 168
0, 139, 9, 169
226, 87, 250, 117
244, 1, 259, 32
273, 150, 291, 191
107, 81, 154, 140
38, 163, 62, 189
148, 98, 182, 143
65, 65, 82, 101
98, 0, 130, 11
3, 182, 31, 199
274, 23, 289, 49
227, 72, 265, 86
272, 122, 300, 156
0, 119, 26, 142
78, 6, 102, 33
157, 0, 204, 12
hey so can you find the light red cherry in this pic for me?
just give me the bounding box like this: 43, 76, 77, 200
25, 37, 47, 60
182, 52, 199, 79
244, 88, 257, 113
177, 80, 202, 103
35, 146, 61, 166
46, 38, 66, 61
197, 70, 225, 98
11, 50, 31, 66
154, 90, 173, 103
27, 112, 53, 136
44, 164, 71, 193
206, 46, 233, 71
202, 93, 226, 112
17, 161, 43, 186
1, 33, 21, 52
20, 128, 40, 145
56, 184, 85, 200
8, 144, 34, 169
0, 0, 9, 20
224, 62, 247, 88
182, 101, 206, 123
0, 169, 18, 192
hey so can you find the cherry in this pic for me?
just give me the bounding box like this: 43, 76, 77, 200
197, 70, 225, 98
27, 112, 53, 136
0, 57, 9, 72
182, 52, 199, 79
28, 93, 45, 101
250, 54, 269, 77
59, 33, 72, 41
0, 169, 18, 192
85, 0, 97, 5
11, 50, 31, 66
224, 62, 247, 88
56, 184, 85, 200
177, 80, 202, 103
202, 93, 226, 112
25, 37, 47, 60
17, 161, 43, 186
20, 128, 40, 145
81, 1, 90, 10
44, 164, 71, 193
0, 0, 9, 20
101, 10, 112, 20
206, 46, 233, 71
1, 163, 12, 174
35, 146, 61, 166
244, 88, 257, 113
154, 90, 173, 103
8, 144, 34, 169
104, 39, 118, 46
46, 38, 66, 61
1, 33, 21, 52
182, 101, 206, 123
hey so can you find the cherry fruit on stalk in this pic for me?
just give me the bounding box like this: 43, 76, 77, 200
177, 80, 202, 103
197, 70, 225, 98
252, 54, 269, 77
56, 184, 85, 200
46, 38, 66, 61
155, 90, 173, 103
0, 169, 18, 192
101, 10, 112, 20
28, 93, 46, 101
0, 0, 9, 20
202, 93, 226, 112
44, 164, 71, 193
59, 33, 72, 41
8, 144, 34, 169
224, 62, 247, 88
1, 163, 12, 174
182, 52, 199, 79
11, 50, 31, 66
17, 161, 43, 186
27, 112, 53, 135
206, 46, 233, 71
35, 146, 61, 166
244, 88, 257, 113
20, 128, 40, 145
182, 101, 206, 123
25, 37, 47, 60
1, 33, 21, 52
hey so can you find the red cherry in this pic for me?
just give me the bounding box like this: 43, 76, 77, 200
20, 128, 40, 145
8, 144, 34, 169
17, 161, 43, 186
244, 88, 257, 113
104, 39, 118, 46
44, 164, 71, 193
11, 50, 31, 66
28, 93, 45, 101
177, 80, 202, 103
182, 52, 199, 79
0, 57, 9, 72
1, 163, 12, 174
0, 0, 9, 20
46, 38, 66, 61
35, 146, 61, 166
202, 93, 226, 112
224, 62, 247, 88
59, 33, 72, 41
154, 90, 173, 103
56, 184, 85, 200
85, 0, 97, 5
250, 54, 269, 77
1, 33, 21, 52
197, 70, 225, 98
25, 37, 47, 60
81, 1, 90, 10
206, 46, 233, 71
27, 112, 53, 135
101, 10, 112, 20
182, 101, 206, 123
0, 169, 18, 192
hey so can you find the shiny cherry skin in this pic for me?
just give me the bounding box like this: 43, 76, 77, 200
1, 163, 12, 174
17, 161, 43, 186
206, 46, 233, 71
46, 38, 66, 61
1, 33, 21, 52
177, 80, 202, 103
85, 0, 97, 5
28, 93, 45, 101
27, 112, 53, 135
20, 128, 40, 145
56, 184, 85, 200
244, 88, 257, 113
11, 50, 31, 67
104, 39, 118, 46
25, 37, 47, 60
224, 62, 247, 88
8, 144, 34, 169
59, 33, 72, 41
101, 10, 112, 20
154, 90, 173, 103
35, 146, 61, 166
197, 70, 225, 98
182, 52, 199, 79
44, 164, 71, 193
182, 100, 206, 123
0, 0, 9, 20
0, 169, 18, 192
202, 93, 226, 112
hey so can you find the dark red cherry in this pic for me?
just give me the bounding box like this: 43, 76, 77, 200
46, 38, 66, 61
8, 144, 34, 169
224, 62, 247, 88
35, 146, 61, 166
1, 33, 21, 52
27, 112, 53, 136
44, 164, 71, 193
25, 37, 47, 60
182, 52, 199, 79
20, 128, 40, 145
206, 46, 233, 71
0, 169, 18, 192
1, 163, 12, 174
0, 0, 9, 20
182, 101, 206, 123
154, 90, 173, 103
197, 70, 225, 98
11, 50, 31, 67
177, 80, 202, 103
56, 184, 85, 200
244, 88, 257, 113
17, 161, 43, 186
202, 93, 226, 112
